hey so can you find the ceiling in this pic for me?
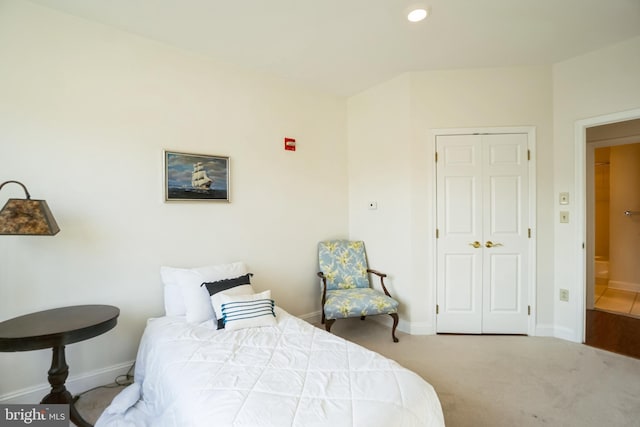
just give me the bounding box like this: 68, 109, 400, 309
28, 0, 640, 96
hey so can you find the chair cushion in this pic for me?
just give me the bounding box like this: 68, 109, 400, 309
318, 240, 370, 290
324, 288, 399, 320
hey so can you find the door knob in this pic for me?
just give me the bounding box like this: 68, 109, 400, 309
485, 241, 503, 248
469, 241, 481, 248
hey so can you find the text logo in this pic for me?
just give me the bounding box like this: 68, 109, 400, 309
0, 405, 68, 427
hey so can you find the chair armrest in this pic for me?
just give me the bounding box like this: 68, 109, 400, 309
367, 269, 387, 278
367, 269, 393, 298
317, 272, 328, 304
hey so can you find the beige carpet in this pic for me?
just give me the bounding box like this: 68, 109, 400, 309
74, 385, 125, 426
75, 318, 640, 426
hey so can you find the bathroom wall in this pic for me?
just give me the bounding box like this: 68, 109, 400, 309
609, 143, 640, 292
594, 147, 610, 259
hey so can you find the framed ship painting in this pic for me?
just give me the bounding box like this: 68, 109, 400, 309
164, 150, 230, 202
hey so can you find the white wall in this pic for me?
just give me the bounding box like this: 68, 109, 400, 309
0, 0, 348, 397
347, 74, 414, 327
552, 35, 640, 340
348, 66, 554, 333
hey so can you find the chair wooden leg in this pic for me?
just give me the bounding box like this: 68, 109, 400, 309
390, 313, 399, 343
325, 318, 336, 333
321, 310, 326, 324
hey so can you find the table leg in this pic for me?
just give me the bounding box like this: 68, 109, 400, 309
40, 345, 93, 427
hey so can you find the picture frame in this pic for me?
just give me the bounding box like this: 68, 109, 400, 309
164, 150, 230, 202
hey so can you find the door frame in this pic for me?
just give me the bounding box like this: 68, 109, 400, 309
574, 108, 640, 343
429, 126, 537, 336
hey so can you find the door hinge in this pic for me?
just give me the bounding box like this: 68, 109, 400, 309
528, 305, 531, 316
436, 229, 439, 238
435, 152, 438, 163
527, 150, 531, 161
436, 304, 439, 314
528, 228, 531, 238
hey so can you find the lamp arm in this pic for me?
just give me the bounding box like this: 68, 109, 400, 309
0, 181, 31, 199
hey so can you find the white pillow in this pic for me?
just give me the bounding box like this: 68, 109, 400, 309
219, 290, 276, 331
162, 282, 186, 317
210, 284, 255, 320
160, 261, 248, 321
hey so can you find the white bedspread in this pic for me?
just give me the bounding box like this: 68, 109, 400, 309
96, 307, 444, 427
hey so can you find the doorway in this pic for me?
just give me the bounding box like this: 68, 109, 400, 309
579, 114, 640, 358
590, 142, 640, 316
433, 128, 536, 335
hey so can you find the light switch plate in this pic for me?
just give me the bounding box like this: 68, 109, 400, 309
560, 211, 570, 223
559, 192, 569, 205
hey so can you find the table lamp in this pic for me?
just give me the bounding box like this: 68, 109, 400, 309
0, 180, 59, 235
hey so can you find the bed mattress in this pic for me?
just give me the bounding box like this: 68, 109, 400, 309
96, 307, 444, 427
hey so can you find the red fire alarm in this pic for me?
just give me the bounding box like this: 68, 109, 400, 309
284, 137, 296, 151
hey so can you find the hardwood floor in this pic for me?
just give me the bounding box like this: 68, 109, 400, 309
585, 308, 640, 359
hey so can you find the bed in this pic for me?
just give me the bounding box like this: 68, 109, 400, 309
95, 262, 444, 427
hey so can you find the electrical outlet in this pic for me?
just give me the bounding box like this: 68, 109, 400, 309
559, 289, 569, 302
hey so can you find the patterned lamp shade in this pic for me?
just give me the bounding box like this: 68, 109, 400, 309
0, 181, 60, 236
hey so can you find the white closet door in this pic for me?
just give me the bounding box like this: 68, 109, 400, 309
481, 134, 529, 333
436, 133, 529, 334
436, 135, 484, 333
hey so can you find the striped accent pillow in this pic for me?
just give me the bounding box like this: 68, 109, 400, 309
219, 290, 276, 331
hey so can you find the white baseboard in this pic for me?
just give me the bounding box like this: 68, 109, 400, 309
305, 312, 578, 342
608, 280, 640, 293
555, 327, 580, 343
0, 360, 134, 404
298, 310, 322, 324
298, 310, 436, 335
368, 313, 436, 335
536, 324, 579, 343
535, 324, 557, 337
404, 321, 436, 335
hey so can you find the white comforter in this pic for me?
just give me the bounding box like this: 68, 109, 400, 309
96, 308, 444, 427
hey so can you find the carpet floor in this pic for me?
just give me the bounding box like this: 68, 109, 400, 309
75, 318, 640, 426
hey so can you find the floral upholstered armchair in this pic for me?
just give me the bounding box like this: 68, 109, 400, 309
317, 240, 400, 342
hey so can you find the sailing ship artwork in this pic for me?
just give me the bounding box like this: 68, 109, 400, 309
164, 151, 229, 201
191, 162, 213, 190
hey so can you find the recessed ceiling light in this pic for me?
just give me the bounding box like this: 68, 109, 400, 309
407, 8, 428, 22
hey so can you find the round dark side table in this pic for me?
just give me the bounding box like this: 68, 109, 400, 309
0, 305, 120, 427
